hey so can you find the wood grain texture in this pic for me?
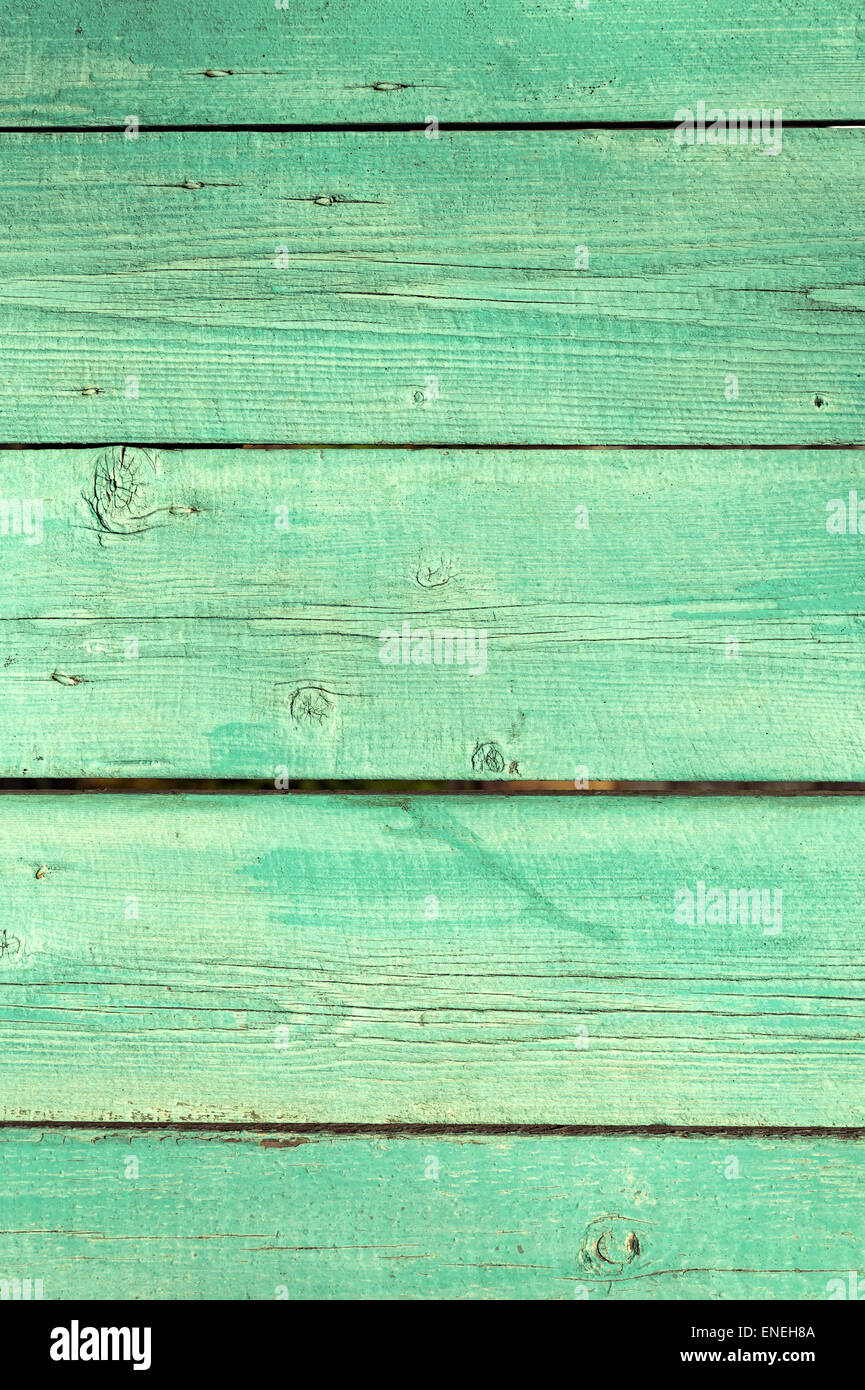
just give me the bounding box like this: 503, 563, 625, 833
0, 130, 861, 445
4, 0, 863, 125
0, 794, 863, 1125
1, 1128, 862, 1300
3, 447, 865, 781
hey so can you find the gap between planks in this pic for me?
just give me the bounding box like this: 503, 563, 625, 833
1, 1121, 864, 1138
0, 781, 864, 795
3, 442, 865, 452
1, 121, 863, 135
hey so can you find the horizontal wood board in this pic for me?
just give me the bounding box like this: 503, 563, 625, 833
0, 794, 863, 1126
3, 448, 865, 780
0, 130, 861, 444
1, 1129, 863, 1299
4, 0, 862, 125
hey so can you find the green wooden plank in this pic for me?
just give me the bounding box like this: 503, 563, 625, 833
3, 0, 862, 125
1, 1128, 862, 1300
0, 129, 861, 445
0, 794, 863, 1125
3, 447, 865, 780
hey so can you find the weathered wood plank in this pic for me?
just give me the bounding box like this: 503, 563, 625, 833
1, 1128, 862, 1300
0, 130, 861, 444
0, 794, 863, 1125
3, 0, 862, 125
3, 447, 865, 780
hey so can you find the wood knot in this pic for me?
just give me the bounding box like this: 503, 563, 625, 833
578, 1216, 643, 1277
289, 686, 334, 725
86, 447, 159, 536
0, 929, 21, 959
416, 558, 453, 589
471, 741, 506, 775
